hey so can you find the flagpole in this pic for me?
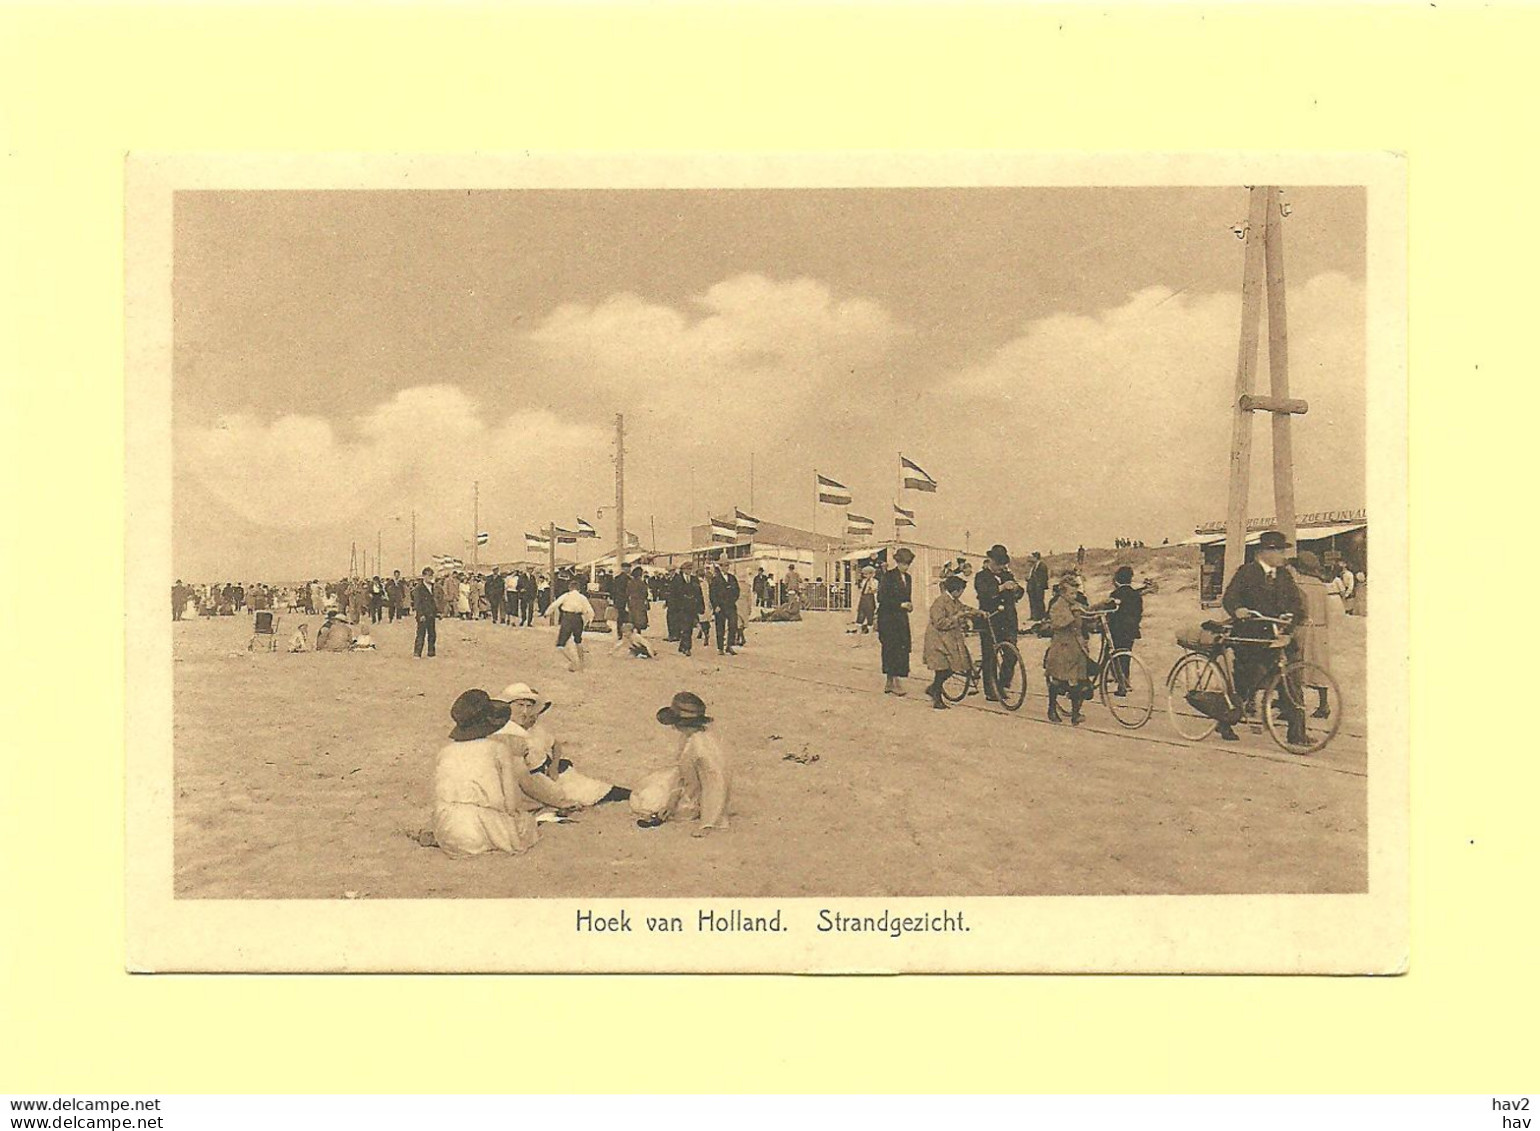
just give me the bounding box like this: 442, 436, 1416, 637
547, 522, 557, 588
472, 481, 479, 569
812, 468, 817, 535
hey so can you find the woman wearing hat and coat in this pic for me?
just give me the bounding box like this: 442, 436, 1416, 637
877, 548, 915, 694
424, 690, 542, 859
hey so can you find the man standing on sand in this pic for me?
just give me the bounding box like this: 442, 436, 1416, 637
387, 570, 405, 622
710, 563, 740, 656
413, 566, 439, 659
486, 568, 507, 625
667, 561, 704, 656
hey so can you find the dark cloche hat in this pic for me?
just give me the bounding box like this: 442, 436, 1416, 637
449, 689, 512, 742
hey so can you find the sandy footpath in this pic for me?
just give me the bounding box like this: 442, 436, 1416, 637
172, 570, 1368, 900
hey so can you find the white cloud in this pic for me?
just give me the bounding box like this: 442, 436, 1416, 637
526, 273, 905, 424
176, 385, 610, 572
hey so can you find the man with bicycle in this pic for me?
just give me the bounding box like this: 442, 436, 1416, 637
1219, 530, 1307, 744
974, 544, 1023, 702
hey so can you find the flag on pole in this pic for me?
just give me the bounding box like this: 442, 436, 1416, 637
900, 455, 939, 492
551, 526, 580, 544
626, 531, 641, 548
525, 532, 551, 552
734, 507, 761, 534
710, 517, 738, 543
893, 503, 916, 528
476, 531, 489, 546
576, 518, 599, 538
846, 512, 876, 536
817, 474, 852, 505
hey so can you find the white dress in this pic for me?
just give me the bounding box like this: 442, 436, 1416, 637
494, 719, 615, 808
629, 729, 731, 829
431, 739, 540, 859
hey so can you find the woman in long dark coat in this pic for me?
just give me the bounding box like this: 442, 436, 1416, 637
877, 547, 916, 695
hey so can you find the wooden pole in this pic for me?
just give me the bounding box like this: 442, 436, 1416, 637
547, 522, 557, 590
1223, 187, 1271, 590
410, 510, 416, 574
614, 413, 625, 580
1264, 193, 1297, 545
650, 515, 657, 552
472, 481, 479, 569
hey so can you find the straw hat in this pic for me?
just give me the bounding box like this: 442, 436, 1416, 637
499, 682, 553, 716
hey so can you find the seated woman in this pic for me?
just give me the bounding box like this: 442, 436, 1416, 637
421, 690, 541, 859
1044, 576, 1094, 725
314, 611, 355, 652
495, 682, 630, 810
631, 692, 730, 836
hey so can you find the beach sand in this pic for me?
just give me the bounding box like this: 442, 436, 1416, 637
172, 551, 1368, 900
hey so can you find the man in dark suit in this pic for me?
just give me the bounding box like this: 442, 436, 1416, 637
412, 567, 438, 658
974, 544, 1023, 701
1220, 530, 1306, 743
486, 568, 507, 625
709, 564, 741, 656
666, 562, 704, 655
1025, 552, 1050, 621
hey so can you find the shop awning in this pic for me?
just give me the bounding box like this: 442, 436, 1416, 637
1188, 522, 1364, 548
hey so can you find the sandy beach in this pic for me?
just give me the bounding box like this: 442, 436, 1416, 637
171, 549, 1368, 900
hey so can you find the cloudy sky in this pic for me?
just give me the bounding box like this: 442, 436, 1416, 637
173, 186, 1365, 580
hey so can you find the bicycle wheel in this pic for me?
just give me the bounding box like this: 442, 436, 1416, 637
994, 641, 1028, 711
940, 643, 974, 703
1166, 653, 1225, 741
1101, 649, 1154, 729
1261, 661, 1342, 755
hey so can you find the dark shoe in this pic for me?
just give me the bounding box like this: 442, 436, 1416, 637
636, 817, 663, 829
1217, 724, 1240, 741
930, 694, 948, 710
1311, 707, 1330, 720
1113, 688, 1128, 698
1047, 702, 1063, 723
725, 648, 737, 655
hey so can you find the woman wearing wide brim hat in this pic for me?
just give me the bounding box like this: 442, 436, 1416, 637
419, 689, 539, 858
632, 692, 730, 833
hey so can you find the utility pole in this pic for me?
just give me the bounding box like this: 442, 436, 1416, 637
750, 451, 755, 512
650, 515, 657, 552
547, 521, 557, 588
1223, 186, 1307, 588
614, 414, 626, 579
376, 530, 381, 576
472, 481, 479, 569
410, 510, 416, 574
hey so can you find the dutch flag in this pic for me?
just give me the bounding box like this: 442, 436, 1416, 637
900, 455, 938, 492
817, 474, 852, 506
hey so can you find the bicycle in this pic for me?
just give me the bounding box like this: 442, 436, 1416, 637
1165, 611, 1343, 754
939, 611, 1028, 711
1078, 602, 1155, 729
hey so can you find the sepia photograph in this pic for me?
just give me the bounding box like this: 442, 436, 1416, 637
125, 153, 1407, 972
